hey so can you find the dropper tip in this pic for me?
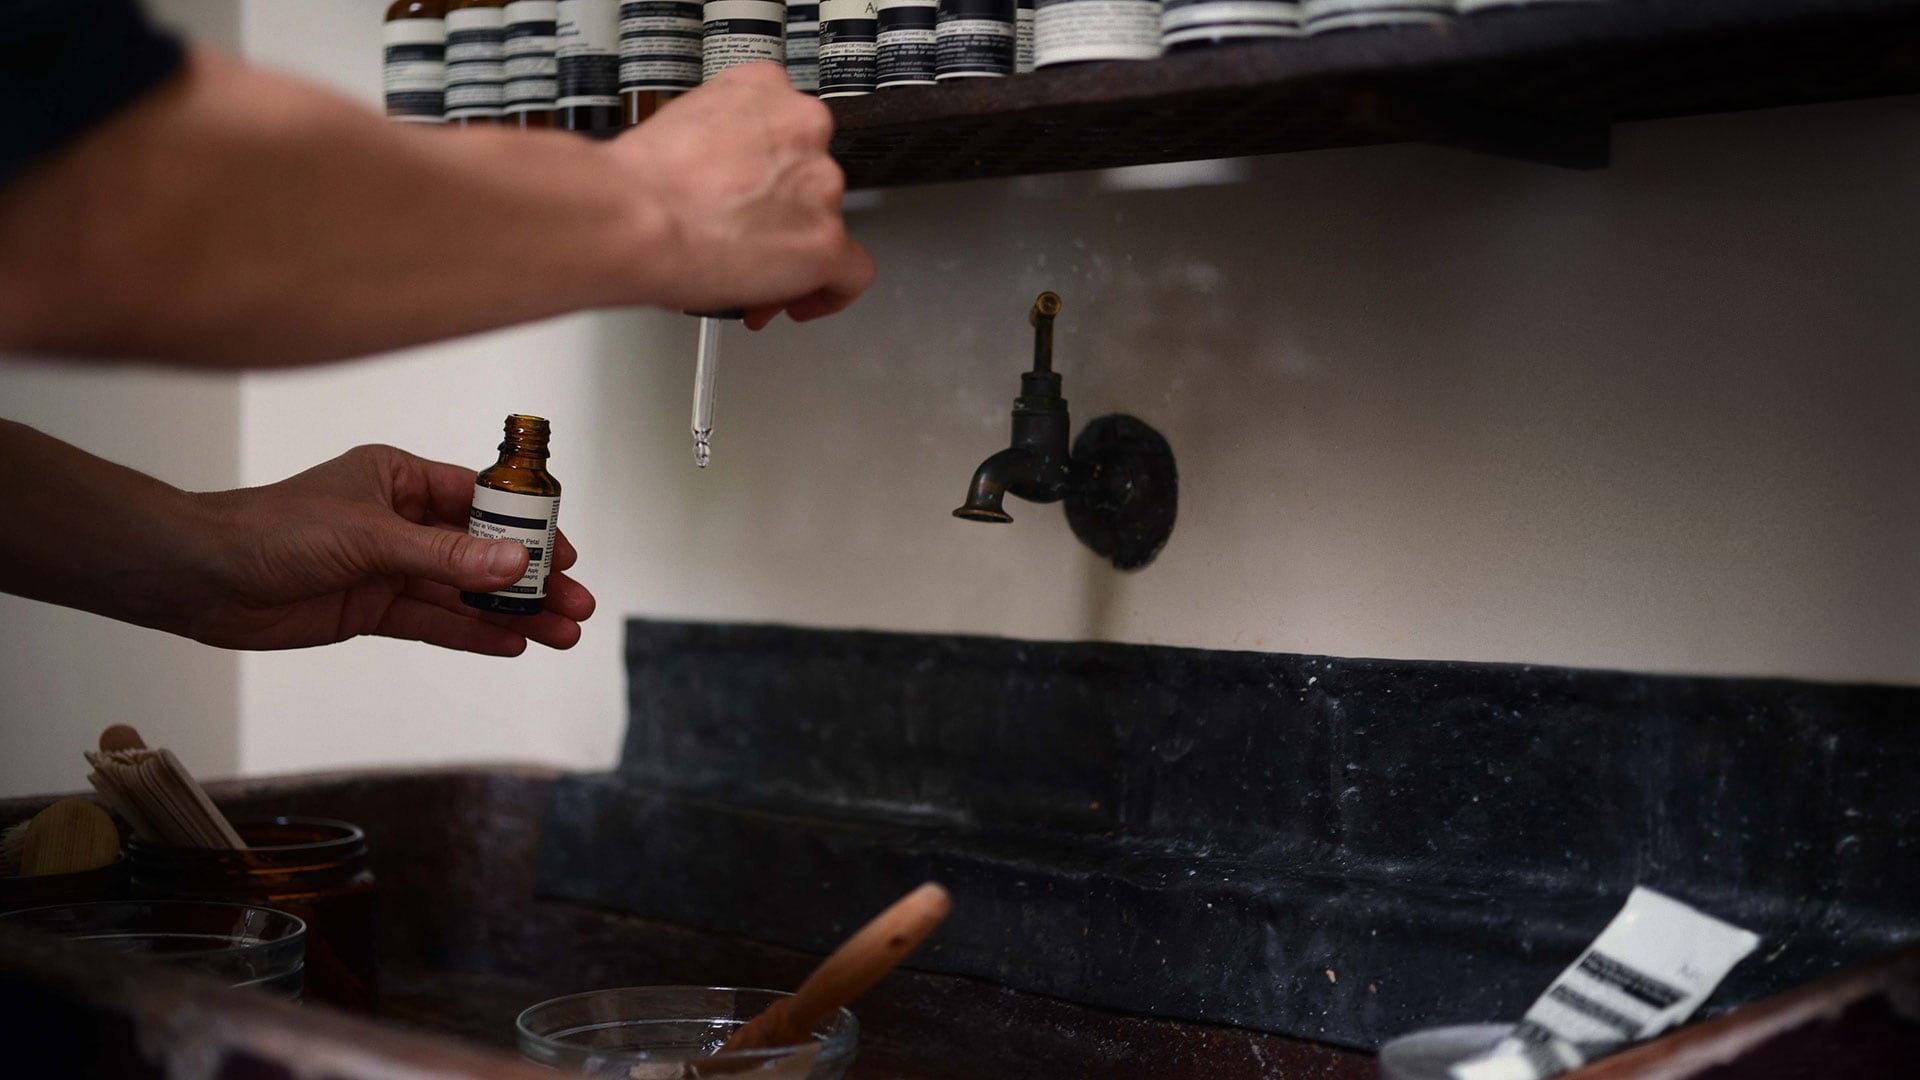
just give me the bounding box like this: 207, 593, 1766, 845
693, 431, 711, 468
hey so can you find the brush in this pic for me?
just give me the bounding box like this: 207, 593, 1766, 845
17, 799, 121, 876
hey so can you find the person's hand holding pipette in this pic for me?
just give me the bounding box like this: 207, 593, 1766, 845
611, 63, 876, 329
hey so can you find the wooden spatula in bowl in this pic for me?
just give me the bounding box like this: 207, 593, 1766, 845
689, 882, 952, 1076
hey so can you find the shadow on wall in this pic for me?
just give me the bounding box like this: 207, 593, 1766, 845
587, 97, 1920, 682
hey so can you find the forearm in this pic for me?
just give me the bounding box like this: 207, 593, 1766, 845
0, 420, 215, 632
0, 48, 670, 367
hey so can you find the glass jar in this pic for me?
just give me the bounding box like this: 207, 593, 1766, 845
128, 816, 376, 1010
517, 987, 859, 1080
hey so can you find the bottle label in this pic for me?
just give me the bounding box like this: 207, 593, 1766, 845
1301, 0, 1450, 32
557, 0, 622, 107
703, 0, 787, 79
935, 0, 1015, 78
787, 1, 821, 92
818, 0, 878, 97
1162, 0, 1301, 44
446, 7, 508, 118
384, 17, 447, 122
621, 1, 704, 92
1015, 0, 1033, 73
1032, 0, 1159, 66
505, 1, 560, 111
876, 0, 935, 87
468, 487, 561, 600
1451, 888, 1759, 1080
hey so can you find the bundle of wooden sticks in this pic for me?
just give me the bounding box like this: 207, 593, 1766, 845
83, 724, 244, 850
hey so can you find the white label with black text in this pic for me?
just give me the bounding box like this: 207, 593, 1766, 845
1032, 0, 1159, 65
384, 18, 447, 121
445, 6, 507, 117
557, 0, 622, 106
505, 1, 560, 110
468, 487, 561, 600
704, 0, 787, 78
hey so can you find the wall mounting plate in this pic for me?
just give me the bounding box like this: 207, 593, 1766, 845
1064, 414, 1177, 571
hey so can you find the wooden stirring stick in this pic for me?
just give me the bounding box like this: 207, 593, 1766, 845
719, 882, 952, 1056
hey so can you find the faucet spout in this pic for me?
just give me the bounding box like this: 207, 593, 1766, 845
953, 291, 1087, 524
950, 290, 1177, 568
953, 447, 1047, 523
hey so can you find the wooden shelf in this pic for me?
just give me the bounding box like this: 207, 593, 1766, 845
828, 0, 1920, 187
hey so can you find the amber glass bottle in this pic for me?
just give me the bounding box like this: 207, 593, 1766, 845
445, 0, 507, 125
504, 0, 558, 128
556, 0, 622, 136
462, 415, 563, 615
617, 0, 696, 128
622, 88, 676, 127
383, 0, 448, 124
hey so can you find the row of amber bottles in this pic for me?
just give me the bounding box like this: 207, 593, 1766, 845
384, 1, 678, 136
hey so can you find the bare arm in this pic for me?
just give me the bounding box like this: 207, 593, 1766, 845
0, 50, 872, 366
0, 419, 594, 654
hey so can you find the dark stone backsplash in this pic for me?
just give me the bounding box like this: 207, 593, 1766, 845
537, 620, 1919, 1049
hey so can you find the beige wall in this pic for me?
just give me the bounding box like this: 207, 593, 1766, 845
0, 0, 245, 798
231, 3, 1920, 777
5, 1, 1916, 794
0, 363, 242, 797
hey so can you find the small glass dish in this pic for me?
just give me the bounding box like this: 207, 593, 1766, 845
0, 899, 306, 998
516, 986, 858, 1079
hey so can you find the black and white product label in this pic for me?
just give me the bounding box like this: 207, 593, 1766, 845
817, 0, 877, 96
445, 6, 507, 118
876, 0, 935, 86
786, 2, 820, 92
703, 1, 786, 79
467, 488, 561, 600
935, 0, 1014, 78
1015, 0, 1033, 72
557, 0, 621, 106
1451, 888, 1760, 1080
1301, 0, 1449, 32
1033, 0, 1160, 64
620, 1, 703, 91
1457, 0, 1600, 11
1161, 0, 1300, 45
504, 1, 559, 112
384, 18, 447, 121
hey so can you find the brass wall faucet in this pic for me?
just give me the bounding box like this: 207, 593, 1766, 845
953, 292, 1178, 570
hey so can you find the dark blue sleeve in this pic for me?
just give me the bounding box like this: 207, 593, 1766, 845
0, 0, 185, 184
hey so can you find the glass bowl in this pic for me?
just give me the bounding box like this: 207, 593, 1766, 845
516, 986, 858, 1079
0, 899, 306, 997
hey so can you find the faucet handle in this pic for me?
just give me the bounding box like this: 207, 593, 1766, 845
1029, 291, 1061, 327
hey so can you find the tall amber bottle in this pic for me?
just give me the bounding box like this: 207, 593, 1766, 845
383, 0, 449, 124
618, 0, 698, 127
445, 0, 508, 125
503, 0, 559, 128
555, 0, 622, 136
462, 415, 563, 615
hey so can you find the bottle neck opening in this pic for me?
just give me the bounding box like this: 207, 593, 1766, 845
499, 414, 552, 458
